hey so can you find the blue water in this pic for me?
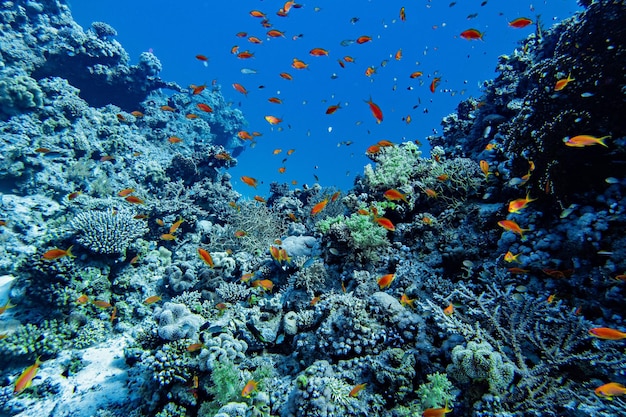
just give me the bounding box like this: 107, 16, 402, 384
69, 0, 581, 197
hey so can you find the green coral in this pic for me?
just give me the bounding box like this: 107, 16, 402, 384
0, 319, 72, 358
416, 372, 455, 409
205, 360, 243, 414
447, 340, 515, 396
364, 141, 422, 189
317, 211, 389, 260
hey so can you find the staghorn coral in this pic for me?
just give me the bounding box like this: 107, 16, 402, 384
70, 208, 148, 255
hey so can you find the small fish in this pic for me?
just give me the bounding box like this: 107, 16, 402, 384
356, 35, 372, 44
76, 294, 89, 304
504, 251, 520, 263
349, 383, 367, 397
160, 233, 176, 241
237, 51, 255, 59
234, 230, 247, 238
480, 160, 490, 177
508, 17, 533, 28
595, 382, 626, 399
365, 97, 383, 123
267, 29, 285, 37
430, 77, 441, 93
42, 245, 74, 261
232, 83, 248, 96
292, 58, 308, 70
460, 28, 483, 40
186, 342, 205, 352
168, 136, 183, 144
265, 115, 282, 125
564, 134, 610, 148
279, 72, 293, 80
117, 188, 135, 197
311, 199, 328, 216
508, 193, 536, 213
92, 300, 112, 309
131, 110, 144, 117
169, 218, 185, 234
309, 48, 329, 56
241, 176, 258, 188
497, 220, 528, 239
248, 36, 262, 44
424, 188, 438, 198
125, 195, 145, 204
588, 327, 626, 340
443, 303, 454, 316
198, 248, 214, 268
249, 10, 266, 18
240, 68, 257, 74
400, 294, 415, 308
375, 217, 395, 231
410, 71, 423, 78
14, 357, 42, 394
196, 103, 213, 113
251, 279, 274, 291
377, 273, 395, 289
554, 73, 575, 91
422, 402, 453, 417
384, 189, 408, 203
399, 7, 406, 21
326, 103, 341, 114
241, 379, 259, 398
160, 105, 176, 112
192, 84, 206, 95
67, 191, 82, 201
144, 295, 162, 304
268, 97, 283, 104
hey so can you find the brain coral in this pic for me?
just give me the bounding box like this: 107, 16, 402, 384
155, 302, 204, 341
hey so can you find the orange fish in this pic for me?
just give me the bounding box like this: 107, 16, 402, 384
292, 58, 308, 70
564, 134, 610, 148
241, 379, 259, 398
76, 294, 89, 304
248, 36, 262, 44
377, 273, 395, 289
195, 54, 209, 62
14, 357, 42, 394
424, 188, 438, 198
509, 17, 533, 28
508, 193, 536, 213
595, 382, 626, 399
131, 111, 144, 117
117, 188, 135, 197
125, 195, 144, 204
356, 35, 372, 44
169, 218, 185, 234
185, 113, 199, 120
422, 403, 453, 417
67, 191, 82, 200
192, 84, 206, 95
279, 72, 293, 80
196, 103, 213, 113
187, 342, 205, 352
42, 245, 74, 261
237, 131, 253, 140
349, 383, 367, 397
241, 176, 258, 188
508, 267, 530, 274
309, 48, 329, 56
430, 77, 441, 93
268, 97, 283, 104
168, 136, 183, 144
198, 248, 214, 268
249, 10, 266, 18
144, 295, 162, 304
234, 230, 247, 238
100, 155, 115, 162
287, 149, 295, 155
460, 28, 483, 40
160, 105, 176, 112
400, 294, 415, 309
251, 279, 274, 291
92, 300, 112, 309
267, 29, 285, 38
311, 199, 328, 215
589, 327, 626, 340
395, 48, 402, 60
443, 303, 454, 316
375, 217, 395, 231
365, 97, 383, 124
160, 233, 176, 241
265, 115, 282, 125
235, 31, 247, 37
237, 51, 255, 59
365, 66, 376, 77
554, 73, 574, 91
503, 251, 520, 263
378, 140, 394, 147
479, 160, 490, 177
409, 71, 423, 78
384, 189, 408, 203
497, 220, 528, 238
232, 83, 248, 96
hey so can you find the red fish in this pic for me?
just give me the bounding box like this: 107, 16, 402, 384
198, 248, 214, 268
508, 17, 533, 28
14, 357, 42, 394
365, 97, 383, 123
430, 77, 441, 93
232, 83, 248, 96
460, 28, 483, 40
356, 35, 372, 44
589, 327, 626, 340
375, 217, 395, 231
311, 199, 328, 216
377, 273, 395, 289
42, 246, 74, 261
325, 103, 341, 114
241, 176, 258, 188
309, 48, 329, 56
196, 103, 213, 113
